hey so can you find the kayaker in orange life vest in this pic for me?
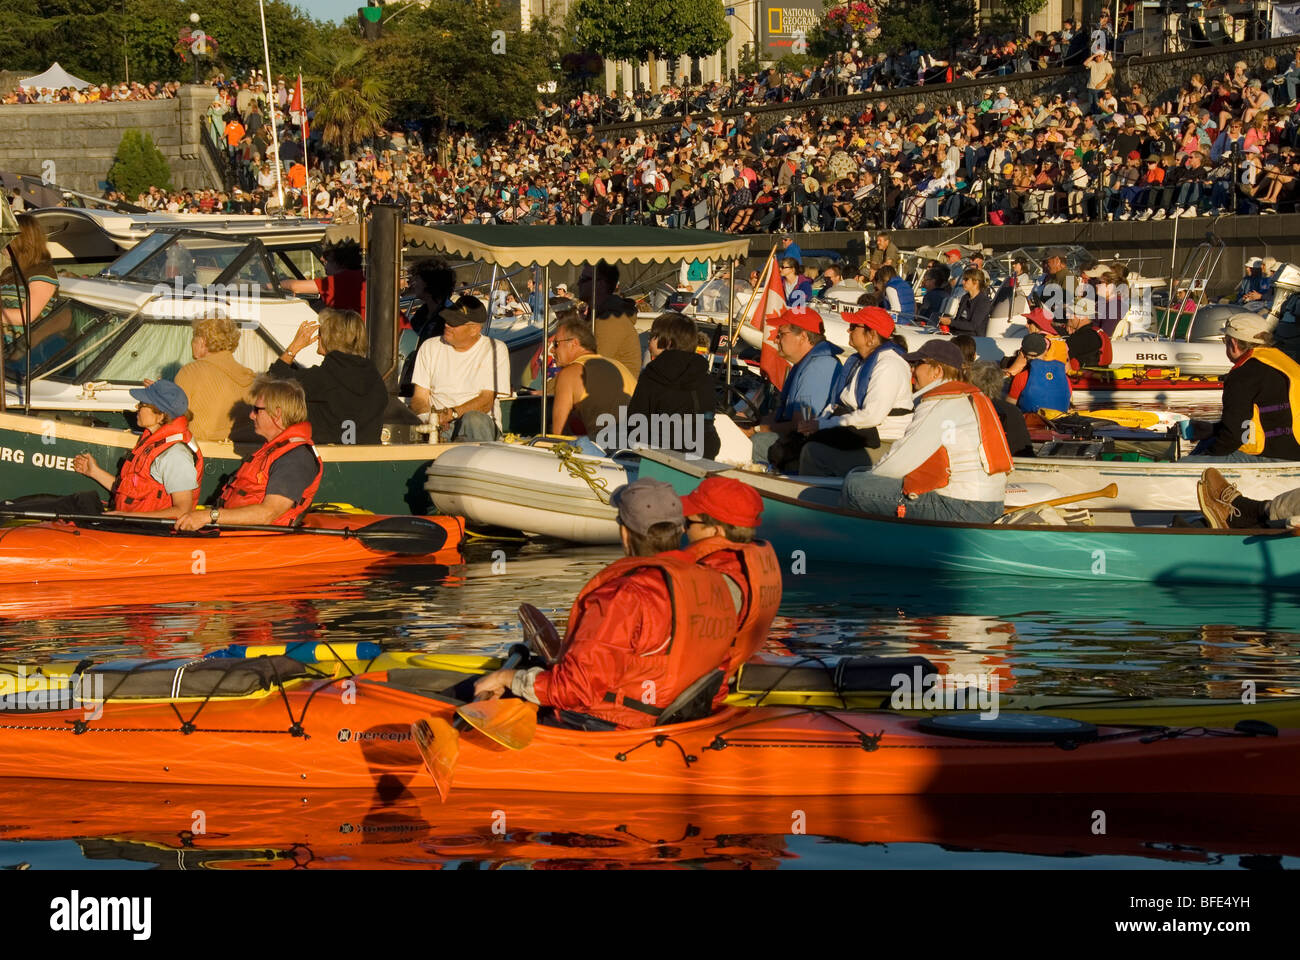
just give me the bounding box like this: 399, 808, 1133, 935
174, 376, 323, 531
678, 476, 782, 678
474, 479, 737, 730
72, 379, 202, 519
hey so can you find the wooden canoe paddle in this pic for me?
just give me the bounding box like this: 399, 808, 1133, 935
411, 646, 537, 801
1002, 483, 1120, 518
0, 510, 452, 556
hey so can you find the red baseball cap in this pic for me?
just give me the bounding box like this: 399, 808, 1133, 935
1023, 306, 1056, 332
944, 248, 962, 259
680, 476, 764, 528
846, 305, 894, 339
776, 308, 823, 335
1127, 150, 1141, 160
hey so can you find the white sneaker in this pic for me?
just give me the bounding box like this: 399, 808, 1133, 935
1152, 208, 1167, 220
1170, 207, 1183, 218
1119, 211, 1131, 220
1138, 209, 1153, 221
1183, 207, 1198, 218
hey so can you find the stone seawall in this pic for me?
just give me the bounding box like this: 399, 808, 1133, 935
0, 86, 217, 197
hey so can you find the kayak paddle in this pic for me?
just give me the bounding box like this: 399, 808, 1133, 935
518, 602, 561, 664
0, 510, 453, 556
412, 645, 535, 801
1001, 482, 1119, 518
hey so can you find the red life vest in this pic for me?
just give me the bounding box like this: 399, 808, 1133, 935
678, 537, 783, 677
218, 421, 323, 525
547, 553, 736, 729
1096, 325, 1113, 366
110, 417, 203, 513
902, 380, 1014, 497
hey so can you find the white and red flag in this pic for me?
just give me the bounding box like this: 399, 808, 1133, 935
740, 249, 791, 391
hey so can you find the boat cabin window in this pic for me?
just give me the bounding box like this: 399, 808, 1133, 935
102, 233, 281, 295
5, 299, 280, 386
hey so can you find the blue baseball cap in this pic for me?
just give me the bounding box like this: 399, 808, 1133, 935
129, 380, 189, 418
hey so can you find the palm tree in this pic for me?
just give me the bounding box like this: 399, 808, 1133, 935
305, 44, 390, 156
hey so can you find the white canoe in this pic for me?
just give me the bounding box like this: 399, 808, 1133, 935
1009, 457, 1300, 512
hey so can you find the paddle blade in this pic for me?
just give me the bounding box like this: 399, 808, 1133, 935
411, 716, 460, 801
518, 603, 561, 665
353, 516, 451, 555
457, 698, 538, 751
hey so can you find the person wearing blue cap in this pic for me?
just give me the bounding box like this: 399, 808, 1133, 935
72, 379, 202, 518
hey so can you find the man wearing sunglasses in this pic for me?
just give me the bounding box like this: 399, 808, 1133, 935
174, 375, 322, 531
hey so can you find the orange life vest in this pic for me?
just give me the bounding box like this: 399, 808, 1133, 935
110, 417, 203, 513
218, 421, 323, 525
902, 380, 1014, 497
678, 537, 783, 677
555, 553, 736, 728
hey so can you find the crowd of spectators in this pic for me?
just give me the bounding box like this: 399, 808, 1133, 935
19, 19, 1298, 234
2, 80, 181, 104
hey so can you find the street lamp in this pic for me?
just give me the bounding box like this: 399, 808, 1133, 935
189, 12, 202, 85
726, 5, 757, 81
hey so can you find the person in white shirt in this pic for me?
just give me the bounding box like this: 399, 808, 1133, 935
408, 295, 511, 441
796, 307, 914, 476
841, 339, 1011, 522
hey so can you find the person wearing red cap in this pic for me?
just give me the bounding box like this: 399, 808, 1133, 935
750, 308, 843, 471
841, 338, 1012, 522
796, 306, 913, 476
474, 479, 735, 730
680, 476, 782, 682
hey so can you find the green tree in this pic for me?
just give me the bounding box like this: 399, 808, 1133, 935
107, 128, 173, 199
305, 43, 391, 156
573, 0, 727, 89
372, 0, 557, 135
987, 0, 1049, 33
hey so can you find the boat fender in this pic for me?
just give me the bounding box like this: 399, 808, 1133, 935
918, 713, 1100, 744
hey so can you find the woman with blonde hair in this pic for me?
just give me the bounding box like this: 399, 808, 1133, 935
1, 214, 59, 344
174, 314, 257, 442
270, 308, 387, 444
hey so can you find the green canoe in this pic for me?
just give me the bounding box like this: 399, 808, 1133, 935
636, 450, 1300, 588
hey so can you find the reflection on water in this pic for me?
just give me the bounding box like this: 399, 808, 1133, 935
0, 540, 1296, 869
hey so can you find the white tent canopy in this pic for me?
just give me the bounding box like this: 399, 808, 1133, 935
19, 63, 93, 91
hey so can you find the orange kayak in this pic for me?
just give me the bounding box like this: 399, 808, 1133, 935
1, 664, 1294, 795
0, 512, 464, 583
0, 780, 1293, 869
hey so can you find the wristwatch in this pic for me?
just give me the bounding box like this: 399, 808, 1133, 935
210, 508, 220, 525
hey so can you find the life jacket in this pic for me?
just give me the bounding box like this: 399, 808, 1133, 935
218, 421, 323, 525
110, 417, 203, 513
1238, 346, 1300, 455
832, 341, 907, 411
1095, 325, 1113, 366
1017, 357, 1072, 414
556, 554, 736, 729
902, 381, 1014, 497
886, 276, 916, 322
678, 537, 783, 678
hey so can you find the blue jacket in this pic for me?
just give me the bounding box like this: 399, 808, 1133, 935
886, 276, 916, 323
776, 339, 843, 421
782, 241, 804, 264
1017, 359, 1071, 413
1235, 273, 1273, 304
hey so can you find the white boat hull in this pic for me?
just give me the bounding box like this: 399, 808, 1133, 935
425, 442, 633, 544
1009, 457, 1300, 511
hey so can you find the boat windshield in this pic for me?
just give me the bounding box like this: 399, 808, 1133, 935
101, 232, 279, 294
4, 296, 279, 386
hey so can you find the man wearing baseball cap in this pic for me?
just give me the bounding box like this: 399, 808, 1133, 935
840, 339, 1012, 522
796, 306, 913, 476
474, 479, 736, 730
1233, 255, 1273, 306
679, 476, 782, 682
72, 379, 202, 519
1186, 312, 1300, 462
750, 308, 843, 471
1005, 331, 1071, 413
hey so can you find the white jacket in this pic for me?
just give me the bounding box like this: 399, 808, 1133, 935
872, 379, 1007, 503
818, 348, 913, 441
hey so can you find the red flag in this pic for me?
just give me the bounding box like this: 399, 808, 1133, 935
740, 254, 790, 391
291, 74, 308, 138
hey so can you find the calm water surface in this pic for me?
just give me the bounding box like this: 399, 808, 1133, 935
0, 539, 1295, 870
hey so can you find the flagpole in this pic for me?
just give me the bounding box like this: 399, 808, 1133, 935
297, 68, 310, 218
258, 0, 285, 213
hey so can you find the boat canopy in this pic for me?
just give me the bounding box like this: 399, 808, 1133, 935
325, 223, 750, 268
